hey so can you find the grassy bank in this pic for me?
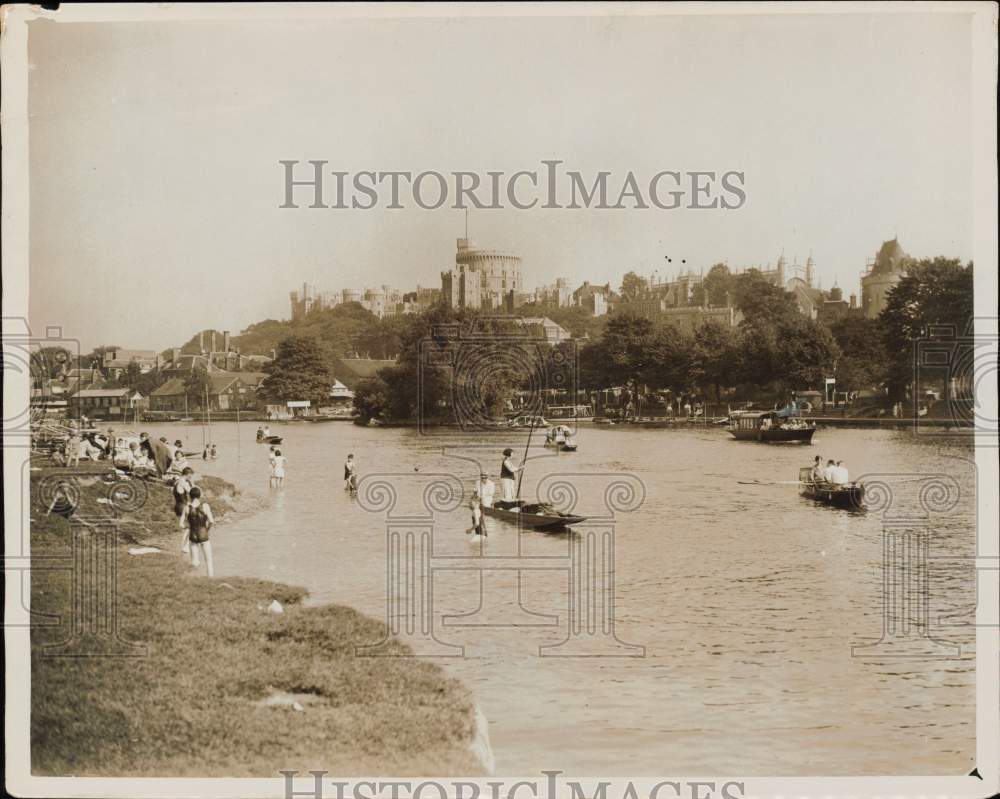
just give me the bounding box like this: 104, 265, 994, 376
29, 460, 483, 777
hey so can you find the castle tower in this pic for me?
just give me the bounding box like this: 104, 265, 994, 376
806, 253, 815, 287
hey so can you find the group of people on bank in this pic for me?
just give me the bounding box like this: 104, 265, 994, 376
50, 423, 216, 577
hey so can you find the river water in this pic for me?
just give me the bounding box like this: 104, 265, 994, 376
148, 420, 977, 775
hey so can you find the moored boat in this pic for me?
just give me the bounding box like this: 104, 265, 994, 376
728, 411, 816, 443
482, 501, 586, 530
256, 435, 283, 445
507, 414, 549, 429
797, 467, 865, 509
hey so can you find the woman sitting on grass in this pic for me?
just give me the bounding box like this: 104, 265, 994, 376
179, 486, 214, 577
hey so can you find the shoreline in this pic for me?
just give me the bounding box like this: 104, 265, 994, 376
29, 458, 489, 777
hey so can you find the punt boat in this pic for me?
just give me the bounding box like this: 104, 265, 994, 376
482, 501, 586, 530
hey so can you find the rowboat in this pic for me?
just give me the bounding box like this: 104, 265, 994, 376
544, 439, 578, 452
257, 435, 283, 445
544, 424, 578, 452
797, 468, 865, 509
482, 502, 586, 530
728, 412, 816, 443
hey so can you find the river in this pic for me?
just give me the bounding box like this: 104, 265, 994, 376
147, 420, 977, 775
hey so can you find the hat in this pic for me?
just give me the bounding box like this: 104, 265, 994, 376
503, 448, 513, 456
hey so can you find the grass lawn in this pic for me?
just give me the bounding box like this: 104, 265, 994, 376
29, 460, 483, 777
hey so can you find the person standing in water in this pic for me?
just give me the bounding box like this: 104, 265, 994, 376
344, 454, 358, 492
474, 471, 496, 509
469, 495, 486, 538
271, 449, 287, 488
180, 486, 214, 577
500, 448, 523, 504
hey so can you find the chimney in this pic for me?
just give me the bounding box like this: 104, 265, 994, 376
223, 330, 231, 352
198, 331, 205, 354
849, 293, 857, 309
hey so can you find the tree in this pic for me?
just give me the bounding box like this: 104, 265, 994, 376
352, 375, 391, 423
261, 336, 334, 403
691, 322, 739, 401
33, 346, 73, 379
82, 345, 121, 370
775, 315, 841, 391
828, 316, 890, 393
620, 271, 648, 302
702, 263, 735, 307
183, 366, 212, 409
732, 269, 797, 321
595, 313, 658, 389
645, 322, 695, 393
123, 362, 142, 388
879, 258, 974, 400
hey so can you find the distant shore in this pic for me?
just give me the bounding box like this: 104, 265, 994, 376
29, 459, 485, 777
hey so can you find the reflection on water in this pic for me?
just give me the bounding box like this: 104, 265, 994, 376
150, 421, 977, 775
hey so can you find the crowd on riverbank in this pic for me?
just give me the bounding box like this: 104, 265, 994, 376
28, 448, 484, 776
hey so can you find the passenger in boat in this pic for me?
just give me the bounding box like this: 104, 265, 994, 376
203, 444, 210, 460
822, 459, 837, 483
810, 456, 823, 482
256, 426, 264, 442
210, 444, 217, 459
500, 448, 523, 503
833, 461, 849, 486
263, 425, 271, 438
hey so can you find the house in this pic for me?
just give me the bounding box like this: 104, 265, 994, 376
516, 317, 572, 346
59, 367, 106, 395
332, 357, 397, 390
573, 281, 613, 316
68, 388, 137, 420
101, 349, 159, 379
149, 372, 263, 412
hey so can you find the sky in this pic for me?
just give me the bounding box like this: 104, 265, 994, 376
26, 9, 974, 352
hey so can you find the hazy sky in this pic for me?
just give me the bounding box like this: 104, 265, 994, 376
27, 10, 973, 351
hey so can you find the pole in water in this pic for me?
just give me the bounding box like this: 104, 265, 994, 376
516, 419, 535, 499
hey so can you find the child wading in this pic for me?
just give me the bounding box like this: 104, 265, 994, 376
180, 486, 215, 577
344, 454, 358, 492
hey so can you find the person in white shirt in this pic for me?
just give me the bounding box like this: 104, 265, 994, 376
833, 460, 849, 485
822, 459, 837, 483
474, 472, 495, 509
271, 449, 287, 488
344, 454, 358, 492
